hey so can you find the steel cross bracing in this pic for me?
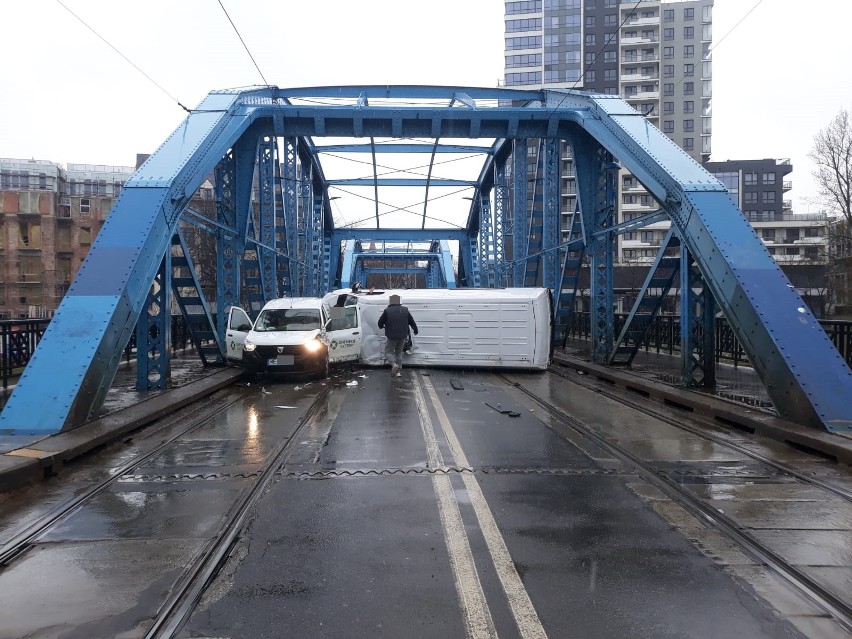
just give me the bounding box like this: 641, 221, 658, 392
0, 85, 849, 435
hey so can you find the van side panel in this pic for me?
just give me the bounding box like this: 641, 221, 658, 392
351, 288, 551, 370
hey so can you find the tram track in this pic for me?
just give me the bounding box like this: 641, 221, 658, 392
1, 380, 334, 638
0, 387, 253, 566
499, 370, 852, 634
547, 361, 852, 503
144, 383, 333, 638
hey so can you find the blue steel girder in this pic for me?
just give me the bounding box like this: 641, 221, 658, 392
282, 137, 299, 296
512, 138, 529, 287
541, 138, 561, 292
2, 85, 848, 435
257, 136, 279, 303
493, 158, 508, 286
136, 255, 171, 390
478, 194, 495, 288
681, 247, 716, 388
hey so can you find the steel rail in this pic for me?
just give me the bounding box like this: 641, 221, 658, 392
0, 388, 251, 567
547, 362, 852, 503
145, 383, 333, 638
499, 373, 852, 634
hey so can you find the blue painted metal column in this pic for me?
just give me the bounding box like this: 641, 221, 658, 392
340, 239, 356, 290
479, 193, 495, 287
135, 254, 171, 390
438, 240, 457, 288
512, 138, 529, 287
494, 156, 508, 286
680, 246, 716, 388
574, 132, 616, 363
541, 137, 561, 293
282, 137, 299, 296
307, 192, 324, 296
257, 136, 279, 302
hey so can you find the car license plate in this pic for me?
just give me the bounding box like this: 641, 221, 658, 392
270, 355, 294, 366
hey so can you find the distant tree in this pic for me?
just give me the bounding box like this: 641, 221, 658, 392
809, 108, 852, 230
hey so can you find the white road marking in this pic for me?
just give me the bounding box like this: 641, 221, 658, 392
413, 378, 497, 639
421, 375, 550, 639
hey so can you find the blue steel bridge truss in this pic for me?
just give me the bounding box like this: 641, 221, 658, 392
1, 85, 850, 436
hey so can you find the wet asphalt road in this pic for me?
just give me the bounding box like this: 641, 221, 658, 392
1, 366, 851, 638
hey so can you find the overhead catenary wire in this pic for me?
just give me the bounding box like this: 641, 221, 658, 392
216, 0, 272, 91
54, 0, 191, 113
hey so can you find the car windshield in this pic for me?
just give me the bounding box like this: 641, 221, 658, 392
255, 308, 321, 332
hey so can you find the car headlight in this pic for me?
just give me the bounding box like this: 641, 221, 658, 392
304, 338, 323, 353
244, 339, 256, 352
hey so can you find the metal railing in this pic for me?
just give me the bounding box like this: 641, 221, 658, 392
0, 315, 203, 389
563, 312, 852, 369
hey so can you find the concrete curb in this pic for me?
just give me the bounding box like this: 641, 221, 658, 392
553, 353, 852, 466
0, 367, 246, 493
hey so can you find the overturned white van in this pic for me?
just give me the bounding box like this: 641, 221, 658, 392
322, 287, 552, 370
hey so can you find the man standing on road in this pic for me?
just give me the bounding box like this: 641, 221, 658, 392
377, 294, 418, 377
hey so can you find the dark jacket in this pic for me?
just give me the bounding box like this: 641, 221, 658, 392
378, 304, 418, 340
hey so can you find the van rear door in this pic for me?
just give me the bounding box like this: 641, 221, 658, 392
226, 306, 252, 362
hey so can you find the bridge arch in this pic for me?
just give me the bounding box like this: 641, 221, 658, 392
1, 85, 849, 435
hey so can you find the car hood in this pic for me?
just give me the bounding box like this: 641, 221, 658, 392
247, 329, 322, 346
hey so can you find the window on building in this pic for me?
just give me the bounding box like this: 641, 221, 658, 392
585, 52, 595, 65
702, 117, 712, 134
684, 82, 694, 95
703, 24, 712, 41
703, 79, 712, 96
640, 194, 654, 206
604, 51, 617, 63
683, 100, 694, 113
663, 83, 674, 96
623, 176, 638, 189
762, 173, 776, 184
804, 227, 821, 238
506, 71, 542, 85
604, 14, 617, 27
80, 198, 91, 214
703, 5, 712, 22
663, 46, 674, 59
506, 18, 542, 32
604, 87, 618, 94
684, 45, 694, 58
641, 231, 654, 242
663, 8, 674, 21
544, 70, 560, 83
664, 65, 674, 77
585, 34, 596, 46
641, 103, 655, 115
585, 15, 595, 28
663, 101, 674, 114
744, 172, 758, 185
80, 227, 92, 246
762, 229, 776, 241
508, 53, 542, 67
663, 28, 674, 40
683, 120, 694, 132
744, 192, 758, 204
785, 229, 799, 242
684, 63, 694, 76
585, 70, 596, 83
663, 120, 674, 133
506, 36, 543, 50
684, 26, 694, 39
506, 1, 542, 14
604, 69, 617, 82
624, 30, 638, 39
762, 191, 776, 204
684, 7, 694, 20
785, 247, 800, 256
604, 0, 616, 7
684, 138, 694, 150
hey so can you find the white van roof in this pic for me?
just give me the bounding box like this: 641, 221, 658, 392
326, 288, 549, 305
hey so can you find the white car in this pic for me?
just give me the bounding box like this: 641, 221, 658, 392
225, 295, 362, 377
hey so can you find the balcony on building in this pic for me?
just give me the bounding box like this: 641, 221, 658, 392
783, 180, 792, 192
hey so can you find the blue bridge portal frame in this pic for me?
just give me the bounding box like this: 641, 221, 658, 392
1, 86, 850, 435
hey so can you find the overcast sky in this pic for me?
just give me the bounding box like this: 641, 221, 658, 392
1, 0, 850, 217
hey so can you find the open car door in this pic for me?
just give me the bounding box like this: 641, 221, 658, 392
226, 306, 253, 362
324, 295, 361, 363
